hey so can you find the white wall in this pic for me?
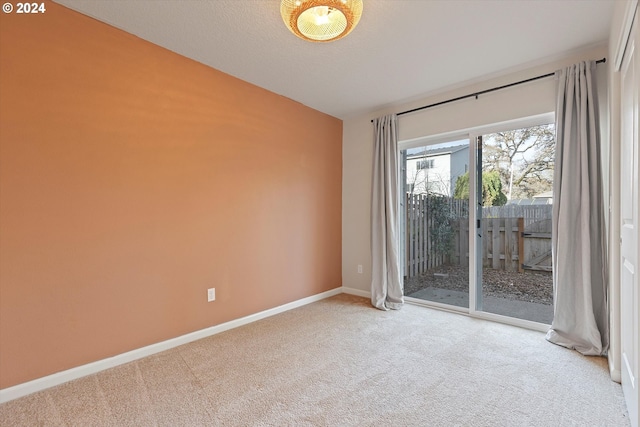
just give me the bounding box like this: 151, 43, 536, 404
342, 44, 608, 294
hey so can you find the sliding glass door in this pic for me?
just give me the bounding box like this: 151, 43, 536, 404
474, 125, 555, 324
401, 116, 555, 328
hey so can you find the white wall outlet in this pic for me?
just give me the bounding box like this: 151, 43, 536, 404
207, 288, 216, 302
357, 264, 363, 274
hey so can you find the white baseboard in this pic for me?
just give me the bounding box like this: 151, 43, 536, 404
608, 357, 622, 383
0, 287, 343, 404
341, 286, 371, 298
610, 369, 622, 384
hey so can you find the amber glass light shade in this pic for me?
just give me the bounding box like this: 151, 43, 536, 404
280, 0, 363, 42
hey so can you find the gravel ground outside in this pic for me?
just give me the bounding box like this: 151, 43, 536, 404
404, 264, 553, 305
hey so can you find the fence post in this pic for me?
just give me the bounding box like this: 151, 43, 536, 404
518, 217, 525, 273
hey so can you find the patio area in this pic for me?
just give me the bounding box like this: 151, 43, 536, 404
404, 264, 553, 324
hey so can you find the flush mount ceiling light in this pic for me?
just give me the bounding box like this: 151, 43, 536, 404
280, 0, 363, 42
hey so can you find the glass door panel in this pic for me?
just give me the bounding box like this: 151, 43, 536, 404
476, 125, 555, 324
402, 139, 470, 309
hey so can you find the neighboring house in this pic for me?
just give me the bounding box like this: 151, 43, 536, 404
405, 143, 469, 196
532, 190, 553, 204
507, 190, 553, 205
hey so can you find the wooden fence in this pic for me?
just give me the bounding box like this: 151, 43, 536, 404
405, 195, 552, 277
482, 204, 553, 227
405, 194, 468, 277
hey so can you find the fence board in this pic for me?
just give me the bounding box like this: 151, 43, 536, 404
505, 217, 513, 271
518, 218, 525, 273
407, 194, 414, 276
492, 218, 501, 269
457, 218, 467, 266
420, 195, 423, 272
485, 220, 491, 268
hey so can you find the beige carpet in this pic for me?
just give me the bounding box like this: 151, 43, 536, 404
0, 294, 629, 426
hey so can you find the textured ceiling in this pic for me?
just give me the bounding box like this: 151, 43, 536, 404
53, 0, 614, 119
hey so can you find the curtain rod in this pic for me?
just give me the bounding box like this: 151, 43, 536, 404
372, 58, 606, 122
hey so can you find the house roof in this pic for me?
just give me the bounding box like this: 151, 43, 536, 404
533, 191, 553, 199
407, 143, 468, 159
53, 0, 614, 119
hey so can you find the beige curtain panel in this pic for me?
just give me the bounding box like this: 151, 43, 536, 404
371, 114, 404, 310
546, 61, 608, 356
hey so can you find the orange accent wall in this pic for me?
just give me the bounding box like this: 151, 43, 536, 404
0, 1, 342, 389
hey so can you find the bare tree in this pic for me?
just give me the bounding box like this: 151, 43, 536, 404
482, 124, 555, 200
406, 163, 462, 198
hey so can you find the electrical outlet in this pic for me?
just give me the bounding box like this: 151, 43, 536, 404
207, 288, 216, 302
357, 264, 363, 274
